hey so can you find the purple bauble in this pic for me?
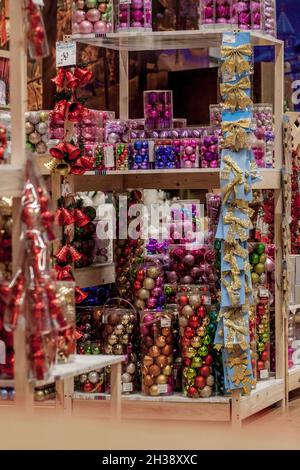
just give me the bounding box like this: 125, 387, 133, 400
146, 297, 157, 309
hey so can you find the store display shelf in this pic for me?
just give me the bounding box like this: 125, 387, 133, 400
0, 379, 14, 388
0, 49, 10, 59
74, 262, 115, 288
288, 365, 300, 393
73, 29, 281, 52
0, 165, 23, 197
71, 168, 280, 192
72, 391, 230, 404
238, 378, 284, 420
33, 354, 125, 387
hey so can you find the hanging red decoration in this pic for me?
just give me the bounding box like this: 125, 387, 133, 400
74, 67, 93, 86
26, 0, 49, 60
74, 208, 91, 228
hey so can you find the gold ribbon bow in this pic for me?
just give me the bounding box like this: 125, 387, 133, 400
221, 44, 252, 77
224, 317, 249, 351
221, 119, 251, 152
220, 77, 252, 112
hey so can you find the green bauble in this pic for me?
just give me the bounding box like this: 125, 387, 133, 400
215, 260, 221, 271
214, 239, 221, 251
92, 345, 101, 355
208, 323, 216, 335
256, 243, 265, 255
164, 286, 173, 297
191, 357, 203, 368
251, 272, 260, 284
260, 254, 267, 264
261, 332, 269, 343
255, 263, 265, 275
198, 345, 209, 357
186, 368, 197, 380
203, 334, 212, 345
84, 345, 92, 354
250, 253, 259, 265
257, 341, 265, 352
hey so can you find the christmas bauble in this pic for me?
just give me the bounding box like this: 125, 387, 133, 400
149, 385, 159, 396
206, 375, 215, 386
146, 266, 160, 279
156, 374, 167, 385
200, 385, 212, 398
88, 371, 100, 384
143, 277, 155, 290
189, 294, 201, 308
163, 365, 172, 376
149, 364, 160, 377
194, 375, 206, 389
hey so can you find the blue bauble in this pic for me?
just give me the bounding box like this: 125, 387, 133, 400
135, 154, 143, 164
134, 141, 142, 150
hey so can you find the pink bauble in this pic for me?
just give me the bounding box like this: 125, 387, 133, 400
106, 23, 113, 32
94, 20, 107, 33
265, 257, 275, 273
210, 160, 219, 168
146, 297, 157, 309
132, 10, 143, 22
79, 20, 93, 34
183, 161, 193, 168
132, 0, 143, 8
168, 271, 178, 283
86, 8, 100, 23
72, 22, 80, 34
152, 287, 162, 298
73, 9, 86, 23
155, 276, 163, 286
141, 325, 150, 336
54, 127, 64, 140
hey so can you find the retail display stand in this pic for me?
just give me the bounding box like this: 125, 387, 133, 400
49, 29, 284, 427
0, 3, 287, 426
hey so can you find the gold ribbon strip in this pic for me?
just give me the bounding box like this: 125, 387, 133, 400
221, 119, 251, 152
221, 44, 252, 76
220, 77, 253, 111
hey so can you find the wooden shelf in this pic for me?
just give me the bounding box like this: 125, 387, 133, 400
238, 378, 284, 420
70, 168, 281, 192
0, 379, 14, 388
73, 29, 282, 52
33, 354, 125, 387
0, 165, 23, 197
288, 366, 300, 393
74, 263, 115, 288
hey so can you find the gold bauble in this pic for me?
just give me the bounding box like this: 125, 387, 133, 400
149, 385, 159, 396
149, 345, 160, 358
149, 364, 160, 377
197, 326, 205, 337
206, 375, 215, 387
146, 266, 160, 279
155, 336, 166, 348
138, 288, 150, 300
144, 374, 153, 387
179, 316, 188, 328
191, 336, 201, 349
189, 294, 201, 308
108, 334, 118, 345
143, 277, 155, 290
156, 354, 168, 368
163, 365, 172, 376
156, 374, 167, 385
114, 324, 124, 336
143, 355, 153, 367
121, 313, 130, 325
182, 305, 194, 318
161, 327, 171, 337
200, 385, 212, 398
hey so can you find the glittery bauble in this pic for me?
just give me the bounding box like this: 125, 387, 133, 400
143, 355, 153, 367
88, 371, 100, 384
149, 385, 159, 396
29, 131, 42, 145
189, 294, 201, 308
155, 336, 166, 348
149, 364, 160, 377
206, 375, 215, 387
36, 122, 48, 135
144, 374, 153, 387
149, 346, 160, 358
191, 357, 202, 368
121, 313, 130, 325
113, 344, 124, 355
191, 336, 201, 349
200, 385, 212, 398
29, 111, 40, 124
126, 363, 136, 374
183, 346, 196, 359
146, 266, 160, 279
114, 324, 124, 336
182, 305, 194, 318
25, 122, 35, 134
198, 345, 209, 356
108, 334, 118, 345
135, 299, 145, 310
156, 354, 168, 368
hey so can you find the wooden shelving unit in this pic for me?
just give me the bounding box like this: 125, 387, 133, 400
57, 27, 285, 427
0, 12, 286, 427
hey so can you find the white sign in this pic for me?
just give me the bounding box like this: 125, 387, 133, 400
56, 41, 77, 68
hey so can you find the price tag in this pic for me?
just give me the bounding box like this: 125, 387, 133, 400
161, 317, 171, 328
260, 369, 269, 380
122, 382, 133, 392
120, 0, 131, 3
157, 384, 168, 394
0, 340, 5, 364
148, 140, 155, 163
223, 34, 236, 44
104, 145, 115, 168
56, 41, 77, 68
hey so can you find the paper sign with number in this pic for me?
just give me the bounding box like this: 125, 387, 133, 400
56, 41, 77, 68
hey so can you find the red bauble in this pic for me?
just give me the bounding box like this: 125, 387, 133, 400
136, 270, 144, 282
189, 315, 199, 329
179, 295, 188, 306
83, 381, 94, 393
257, 360, 265, 371
187, 386, 197, 397
257, 304, 265, 316
261, 351, 269, 362
133, 281, 141, 290
194, 376, 206, 389
197, 305, 206, 319
181, 337, 191, 347
184, 327, 195, 339
203, 354, 213, 366
200, 365, 211, 377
